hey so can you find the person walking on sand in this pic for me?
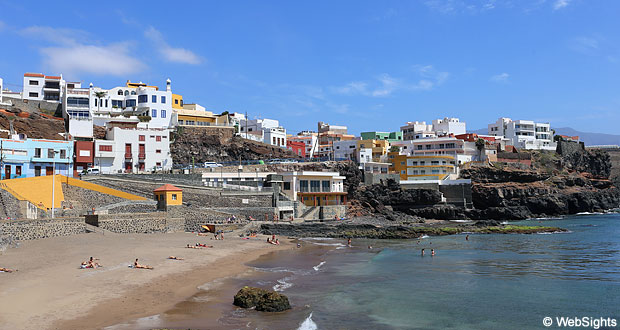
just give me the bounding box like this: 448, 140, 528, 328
421, 248, 425, 256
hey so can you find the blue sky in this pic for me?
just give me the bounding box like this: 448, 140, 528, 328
1, 0, 619, 135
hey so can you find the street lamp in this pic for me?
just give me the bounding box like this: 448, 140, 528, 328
51, 150, 59, 218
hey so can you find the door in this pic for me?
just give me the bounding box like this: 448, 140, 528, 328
15, 166, 21, 177
125, 162, 132, 173
35, 166, 41, 177
4, 165, 10, 179
46, 166, 53, 176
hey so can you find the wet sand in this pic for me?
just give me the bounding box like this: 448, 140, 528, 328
0, 231, 289, 330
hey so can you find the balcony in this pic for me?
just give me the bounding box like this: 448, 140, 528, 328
124, 152, 132, 159
138, 153, 146, 160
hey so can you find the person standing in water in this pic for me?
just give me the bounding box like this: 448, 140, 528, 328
421, 248, 425, 256
347, 238, 352, 247
431, 249, 435, 256
466, 234, 469, 241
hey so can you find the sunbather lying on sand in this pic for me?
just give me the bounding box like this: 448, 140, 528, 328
168, 256, 184, 260
133, 259, 153, 269
196, 243, 214, 248
0, 267, 16, 273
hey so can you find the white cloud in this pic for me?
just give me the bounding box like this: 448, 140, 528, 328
144, 26, 202, 65
40, 43, 146, 77
553, 0, 570, 10
571, 36, 599, 54
490, 72, 510, 83
20, 26, 145, 77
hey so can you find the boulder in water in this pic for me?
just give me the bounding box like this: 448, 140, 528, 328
233, 286, 291, 312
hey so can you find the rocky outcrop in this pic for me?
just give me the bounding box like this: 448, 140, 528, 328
171, 127, 301, 164
460, 167, 550, 183
233, 287, 291, 312
557, 141, 612, 178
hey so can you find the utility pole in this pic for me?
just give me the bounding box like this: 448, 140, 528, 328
0, 140, 4, 180
245, 111, 248, 139
51, 150, 59, 218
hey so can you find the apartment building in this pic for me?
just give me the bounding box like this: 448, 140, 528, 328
93, 126, 172, 174
488, 117, 556, 150
316, 122, 355, 159
0, 136, 73, 179
288, 132, 318, 158
63, 84, 92, 138
280, 171, 347, 207
22, 73, 63, 102
239, 118, 287, 147
286, 140, 306, 157
400, 117, 466, 140
389, 153, 457, 181
0, 77, 10, 106
360, 131, 403, 142
175, 103, 230, 127
391, 136, 477, 164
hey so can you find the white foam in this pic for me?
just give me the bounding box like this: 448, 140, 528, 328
450, 220, 472, 223
311, 242, 346, 247
297, 312, 318, 330
273, 276, 294, 292
301, 237, 334, 241
313, 261, 326, 271
419, 235, 429, 239
576, 212, 603, 215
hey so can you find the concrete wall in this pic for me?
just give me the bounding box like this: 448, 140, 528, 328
320, 205, 346, 219
363, 173, 401, 185
86, 212, 183, 234
0, 217, 85, 241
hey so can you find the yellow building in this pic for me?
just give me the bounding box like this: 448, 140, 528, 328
357, 139, 390, 162
172, 94, 184, 109
176, 104, 230, 127
388, 153, 456, 180
154, 184, 183, 210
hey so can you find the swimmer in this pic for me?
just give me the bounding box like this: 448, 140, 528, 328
421, 248, 425, 256
466, 234, 469, 241
431, 249, 435, 256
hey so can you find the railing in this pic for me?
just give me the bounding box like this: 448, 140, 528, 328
138, 153, 146, 159
124, 152, 132, 159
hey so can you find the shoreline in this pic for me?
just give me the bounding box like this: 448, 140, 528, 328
0, 231, 290, 330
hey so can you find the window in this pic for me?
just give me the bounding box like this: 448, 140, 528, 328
400, 161, 405, 165
152, 95, 157, 103
131, 91, 136, 95
29, 80, 39, 86
161, 96, 166, 103
47, 149, 55, 158
417, 145, 423, 150
99, 145, 112, 152
156, 149, 161, 153
29, 92, 38, 98
172, 194, 177, 200
161, 110, 166, 118
152, 109, 157, 117
105, 99, 108, 108
401, 170, 405, 174
156, 136, 162, 142
138, 95, 148, 103
174, 99, 179, 105
124, 90, 129, 96
300, 180, 309, 192
60, 149, 66, 159
322, 181, 330, 192
16, 166, 21, 177
118, 90, 123, 96
426, 145, 432, 150
126, 99, 136, 107
310, 180, 320, 192
431, 161, 439, 165
283, 182, 291, 190
67, 97, 89, 107
156, 162, 162, 166
34, 148, 42, 158
139, 135, 145, 141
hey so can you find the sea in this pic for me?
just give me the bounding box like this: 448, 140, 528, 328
110, 213, 620, 330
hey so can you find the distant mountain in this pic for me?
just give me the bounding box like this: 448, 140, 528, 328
468, 127, 620, 146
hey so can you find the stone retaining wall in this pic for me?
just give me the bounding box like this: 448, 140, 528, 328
0, 217, 85, 241
320, 205, 346, 219
87, 212, 184, 234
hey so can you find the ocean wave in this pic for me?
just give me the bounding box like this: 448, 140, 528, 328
253, 266, 295, 273
310, 242, 347, 247
297, 312, 318, 330
301, 237, 335, 241
419, 235, 429, 239
313, 261, 326, 271
273, 276, 294, 292
576, 212, 604, 215
450, 220, 472, 223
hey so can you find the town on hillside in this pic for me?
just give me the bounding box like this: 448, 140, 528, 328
0, 72, 617, 229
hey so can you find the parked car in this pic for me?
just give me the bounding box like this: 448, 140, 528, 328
84, 168, 100, 175
203, 162, 223, 168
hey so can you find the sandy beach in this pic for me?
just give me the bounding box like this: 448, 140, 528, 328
0, 231, 289, 330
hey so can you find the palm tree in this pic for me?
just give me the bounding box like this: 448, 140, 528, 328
94, 91, 107, 113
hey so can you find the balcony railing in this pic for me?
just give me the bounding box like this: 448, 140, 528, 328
124, 152, 132, 159
138, 153, 146, 159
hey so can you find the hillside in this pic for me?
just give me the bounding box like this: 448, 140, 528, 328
0, 108, 66, 140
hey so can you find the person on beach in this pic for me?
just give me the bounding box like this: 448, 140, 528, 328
133, 259, 153, 269
421, 248, 425, 256
220, 232, 224, 240
297, 243, 302, 248
275, 239, 280, 245
267, 237, 271, 244
187, 244, 200, 249
368, 245, 373, 249
168, 256, 184, 260
334, 215, 338, 221
431, 249, 435, 256
347, 238, 352, 247
82, 257, 102, 268
0, 267, 16, 273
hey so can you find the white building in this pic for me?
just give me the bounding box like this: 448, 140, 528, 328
62, 84, 92, 138
488, 117, 556, 150
432, 117, 466, 136
392, 136, 477, 164
289, 132, 318, 158
280, 171, 346, 206
94, 126, 172, 174
90, 79, 174, 130
22, 73, 66, 102
401, 117, 466, 140
239, 118, 287, 147
333, 140, 358, 161
0, 77, 9, 106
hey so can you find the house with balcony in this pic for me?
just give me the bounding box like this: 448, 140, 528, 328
488, 117, 556, 150
289, 132, 318, 158
388, 153, 457, 181
239, 118, 287, 147
360, 131, 403, 142
280, 171, 347, 207
0, 136, 73, 179
175, 103, 230, 127
391, 136, 477, 164
63, 85, 92, 139
94, 126, 172, 174
22, 73, 64, 102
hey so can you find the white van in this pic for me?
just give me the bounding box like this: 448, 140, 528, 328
203, 162, 223, 168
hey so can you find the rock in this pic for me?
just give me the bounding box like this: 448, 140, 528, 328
233, 287, 291, 312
